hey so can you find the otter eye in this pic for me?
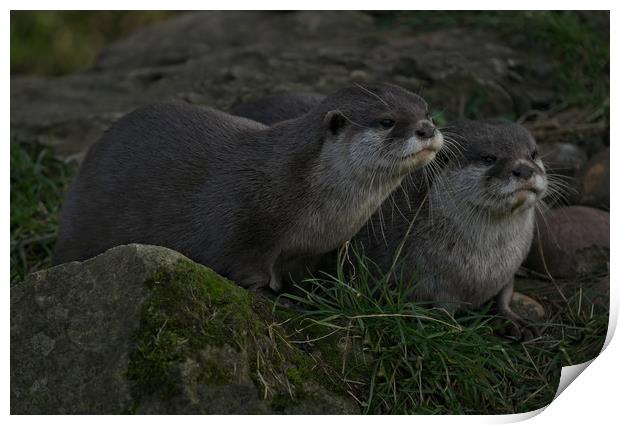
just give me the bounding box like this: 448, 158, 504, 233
531, 150, 538, 160
481, 154, 497, 165
379, 119, 395, 129
426, 111, 432, 121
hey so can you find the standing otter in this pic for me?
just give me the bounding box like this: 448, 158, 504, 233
53, 84, 444, 292
355, 120, 547, 339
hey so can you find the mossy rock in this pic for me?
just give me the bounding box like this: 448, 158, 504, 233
10, 244, 358, 414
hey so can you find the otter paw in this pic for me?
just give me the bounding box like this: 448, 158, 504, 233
496, 318, 541, 342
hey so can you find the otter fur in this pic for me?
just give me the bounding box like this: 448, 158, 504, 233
356, 120, 548, 339
53, 84, 444, 293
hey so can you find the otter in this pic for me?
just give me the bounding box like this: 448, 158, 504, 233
231, 93, 547, 339
230, 91, 325, 125
53, 83, 444, 293
355, 120, 547, 340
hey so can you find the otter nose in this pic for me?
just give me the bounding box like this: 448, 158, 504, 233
512, 163, 535, 180
414, 122, 436, 139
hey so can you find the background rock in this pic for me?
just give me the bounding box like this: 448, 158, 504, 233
525, 206, 609, 279
10, 11, 557, 161
579, 148, 610, 210
539, 142, 587, 206
11, 244, 357, 414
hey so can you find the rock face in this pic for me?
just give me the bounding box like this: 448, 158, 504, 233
525, 206, 609, 278
11, 244, 357, 414
11, 11, 556, 161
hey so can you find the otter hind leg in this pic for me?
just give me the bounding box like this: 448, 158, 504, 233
495, 281, 541, 342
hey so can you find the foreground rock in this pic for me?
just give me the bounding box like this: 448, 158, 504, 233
11, 11, 556, 161
11, 244, 357, 414
525, 206, 609, 278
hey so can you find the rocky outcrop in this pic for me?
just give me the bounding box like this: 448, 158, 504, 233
11, 11, 557, 161
11, 244, 357, 414
525, 206, 609, 278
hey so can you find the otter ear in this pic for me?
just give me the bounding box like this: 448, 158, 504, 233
324, 110, 346, 136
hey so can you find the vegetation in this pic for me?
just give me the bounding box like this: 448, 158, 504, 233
11, 11, 174, 76
10, 142, 75, 284
281, 249, 608, 414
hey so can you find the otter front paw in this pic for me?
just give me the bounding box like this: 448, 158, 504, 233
496, 316, 541, 342
495, 284, 543, 341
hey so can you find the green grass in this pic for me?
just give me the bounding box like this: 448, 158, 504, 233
280, 249, 608, 414
10, 142, 76, 284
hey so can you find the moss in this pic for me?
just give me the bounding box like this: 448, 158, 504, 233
125, 257, 355, 412
286, 367, 303, 388
272, 304, 370, 400
126, 258, 256, 407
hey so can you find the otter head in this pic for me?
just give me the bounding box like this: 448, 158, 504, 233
438, 120, 547, 216
317, 83, 444, 181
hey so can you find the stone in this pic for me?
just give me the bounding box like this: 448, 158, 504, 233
11, 11, 557, 160
11, 244, 357, 414
538, 142, 587, 205
579, 148, 610, 210
525, 206, 609, 279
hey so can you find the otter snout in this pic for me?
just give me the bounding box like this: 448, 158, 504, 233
414, 120, 436, 139
400, 125, 444, 169
509, 160, 546, 194
483, 157, 547, 214
511, 163, 535, 180
500, 159, 547, 212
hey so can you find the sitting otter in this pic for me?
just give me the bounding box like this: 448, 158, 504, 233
53, 84, 444, 293
355, 120, 547, 340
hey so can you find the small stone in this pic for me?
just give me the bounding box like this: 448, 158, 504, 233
525, 206, 609, 278
538, 142, 587, 205
579, 148, 609, 210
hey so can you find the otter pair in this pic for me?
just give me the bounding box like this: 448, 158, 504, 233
53, 83, 547, 340
231, 90, 548, 340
